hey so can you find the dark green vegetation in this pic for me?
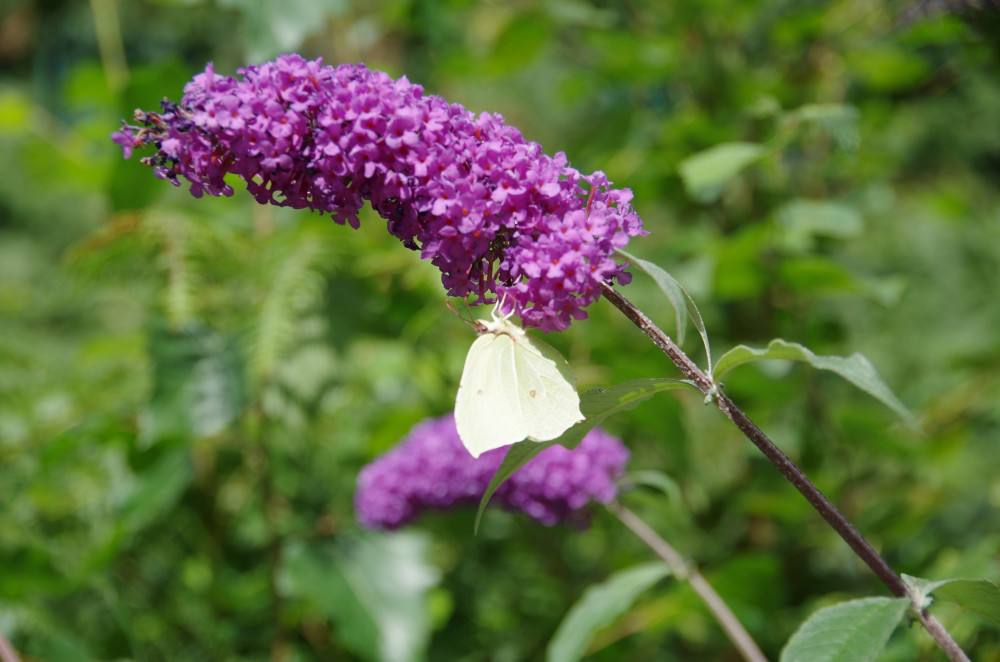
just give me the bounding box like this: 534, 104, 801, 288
1, 0, 998, 660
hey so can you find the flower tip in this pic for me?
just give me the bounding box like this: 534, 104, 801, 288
110, 129, 134, 159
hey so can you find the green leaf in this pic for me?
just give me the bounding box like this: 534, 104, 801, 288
119, 445, 192, 535
711, 339, 919, 429
282, 540, 378, 660
678, 142, 766, 204
780, 597, 909, 662
0, 88, 32, 134
217, 0, 348, 62
475, 378, 695, 532
280, 532, 440, 662
905, 576, 1000, 626
23, 625, 95, 662
846, 47, 930, 93
615, 248, 710, 362
617, 470, 681, 503
775, 199, 864, 252
252, 235, 330, 382
777, 257, 859, 295
486, 13, 552, 74
546, 562, 672, 662
783, 104, 860, 151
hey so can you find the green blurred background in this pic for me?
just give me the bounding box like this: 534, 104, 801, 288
1, 0, 999, 660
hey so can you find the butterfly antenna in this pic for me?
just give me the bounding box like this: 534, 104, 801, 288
491, 293, 512, 322
446, 299, 480, 330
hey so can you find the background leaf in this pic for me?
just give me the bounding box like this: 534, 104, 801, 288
546, 563, 672, 662
782, 104, 860, 151
678, 142, 766, 204
280, 532, 441, 662
774, 199, 864, 252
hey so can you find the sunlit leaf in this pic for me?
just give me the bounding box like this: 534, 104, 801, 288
487, 14, 551, 74
616, 248, 711, 362
678, 142, 766, 203
777, 257, 860, 295
0, 89, 31, 133
780, 597, 908, 662
711, 339, 919, 429
846, 48, 930, 93
783, 104, 860, 151
775, 199, 864, 252
547, 563, 672, 662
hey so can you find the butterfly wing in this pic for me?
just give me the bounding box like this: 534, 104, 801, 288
508, 332, 583, 442
455, 317, 583, 458
456, 330, 530, 458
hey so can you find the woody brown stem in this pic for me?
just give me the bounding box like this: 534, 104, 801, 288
600, 282, 970, 662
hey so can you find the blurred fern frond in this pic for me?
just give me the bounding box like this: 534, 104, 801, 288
250, 231, 336, 384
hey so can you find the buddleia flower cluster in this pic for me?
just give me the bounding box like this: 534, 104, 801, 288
354, 414, 630, 529
112, 54, 646, 331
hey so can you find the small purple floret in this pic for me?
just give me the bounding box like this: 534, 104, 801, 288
354, 414, 630, 529
110, 125, 136, 159
112, 54, 646, 331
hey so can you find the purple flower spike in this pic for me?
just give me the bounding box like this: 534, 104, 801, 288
113, 54, 647, 331
354, 414, 630, 529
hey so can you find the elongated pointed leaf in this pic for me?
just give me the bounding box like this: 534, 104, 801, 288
615, 248, 711, 363
784, 103, 860, 151
711, 339, 918, 429
280, 532, 440, 662
547, 563, 672, 662
119, 445, 192, 534
474, 378, 695, 532
474, 440, 557, 534
618, 470, 682, 503
777, 199, 863, 240
906, 576, 1000, 626
780, 597, 909, 662
678, 142, 766, 203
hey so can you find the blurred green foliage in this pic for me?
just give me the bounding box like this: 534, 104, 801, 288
1, 0, 999, 660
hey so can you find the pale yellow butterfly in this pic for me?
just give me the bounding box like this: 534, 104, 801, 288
455, 304, 583, 458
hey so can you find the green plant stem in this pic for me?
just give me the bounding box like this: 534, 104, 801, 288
88, 0, 129, 92
600, 282, 971, 662
608, 501, 769, 662
249, 405, 290, 662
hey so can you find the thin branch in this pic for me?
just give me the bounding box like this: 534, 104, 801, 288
600, 282, 971, 662
609, 501, 769, 662
0, 631, 22, 662
917, 612, 972, 662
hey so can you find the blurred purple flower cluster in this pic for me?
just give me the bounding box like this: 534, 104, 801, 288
354, 414, 629, 529
112, 54, 646, 331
